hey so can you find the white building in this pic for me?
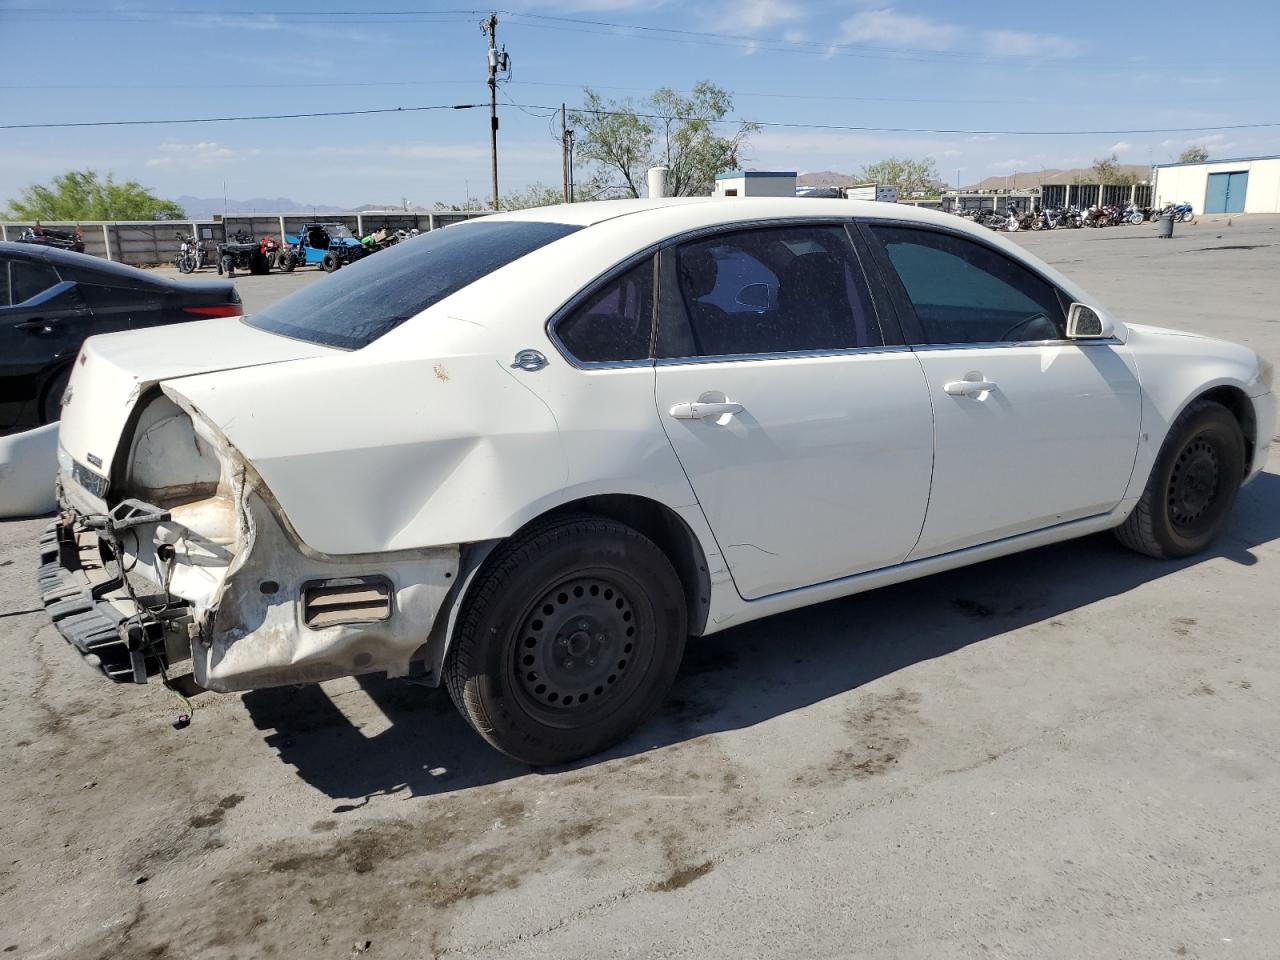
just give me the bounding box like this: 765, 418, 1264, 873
1153, 154, 1280, 214
713, 171, 797, 198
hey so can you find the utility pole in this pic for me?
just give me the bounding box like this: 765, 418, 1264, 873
482, 12, 508, 211
561, 104, 569, 203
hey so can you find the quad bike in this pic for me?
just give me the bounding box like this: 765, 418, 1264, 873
216, 231, 271, 277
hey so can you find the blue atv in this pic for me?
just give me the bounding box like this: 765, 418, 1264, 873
278, 222, 368, 273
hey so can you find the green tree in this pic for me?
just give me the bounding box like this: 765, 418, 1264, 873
572, 81, 757, 198
1090, 153, 1137, 186
858, 157, 941, 197
1178, 145, 1210, 163
498, 182, 564, 210
4, 169, 185, 220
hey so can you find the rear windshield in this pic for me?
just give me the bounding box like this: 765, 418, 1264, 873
245, 220, 581, 349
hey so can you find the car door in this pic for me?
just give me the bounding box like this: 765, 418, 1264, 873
864, 223, 1141, 559
0, 255, 89, 431
652, 222, 934, 600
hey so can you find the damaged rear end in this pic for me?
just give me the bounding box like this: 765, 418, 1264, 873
42, 325, 459, 691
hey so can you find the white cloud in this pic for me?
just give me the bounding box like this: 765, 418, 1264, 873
840, 8, 961, 49
733, 0, 804, 30
983, 29, 1080, 57
1108, 141, 1134, 154
988, 158, 1029, 170
145, 142, 261, 168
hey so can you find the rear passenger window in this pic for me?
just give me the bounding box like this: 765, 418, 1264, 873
555, 257, 654, 363
9, 260, 60, 305
656, 225, 880, 358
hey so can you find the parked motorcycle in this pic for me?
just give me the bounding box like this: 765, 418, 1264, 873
17, 222, 85, 253
175, 232, 210, 274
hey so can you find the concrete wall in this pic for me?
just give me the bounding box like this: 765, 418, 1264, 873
0, 211, 490, 266
1154, 157, 1280, 213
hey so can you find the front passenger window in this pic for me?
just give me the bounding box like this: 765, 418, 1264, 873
871, 226, 1065, 344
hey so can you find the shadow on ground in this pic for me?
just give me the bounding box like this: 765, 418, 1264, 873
242, 472, 1280, 809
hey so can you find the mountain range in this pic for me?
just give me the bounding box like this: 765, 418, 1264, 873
171, 196, 414, 218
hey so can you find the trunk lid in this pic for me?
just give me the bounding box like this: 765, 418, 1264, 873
58, 317, 330, 484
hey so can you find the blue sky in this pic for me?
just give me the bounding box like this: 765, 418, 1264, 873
2, 0, 1278, 209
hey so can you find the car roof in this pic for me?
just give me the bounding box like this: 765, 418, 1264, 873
484, 196, 957, 229
0, 240, 168, 285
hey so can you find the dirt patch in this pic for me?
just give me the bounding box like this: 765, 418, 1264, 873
796, 688, 922, 785
650, 860, 714, 892
1171, 617, 1197, 637
188, 793, 244, 829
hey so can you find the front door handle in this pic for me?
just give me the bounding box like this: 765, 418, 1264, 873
943, 379, 997, 397
669, 400, 744, 421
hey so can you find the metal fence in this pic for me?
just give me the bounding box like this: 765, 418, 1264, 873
0, 211, 489, 267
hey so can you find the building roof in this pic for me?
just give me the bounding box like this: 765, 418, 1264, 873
1152, 154, 1280, 168
714, 171, 798, 180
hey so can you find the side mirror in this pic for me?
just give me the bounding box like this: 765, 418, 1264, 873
1066, 302, 1115, 339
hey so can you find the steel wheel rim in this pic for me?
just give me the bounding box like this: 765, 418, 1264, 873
1168, 435, 1221, 533
509, 573, 651, 727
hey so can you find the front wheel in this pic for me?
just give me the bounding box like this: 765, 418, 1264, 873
220, 254, 235, 278
444, 515, 688, 765
1114, 399, 1245, 559
178, 253, 195, 274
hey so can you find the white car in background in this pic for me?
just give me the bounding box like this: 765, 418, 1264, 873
40, 198, 1275, 764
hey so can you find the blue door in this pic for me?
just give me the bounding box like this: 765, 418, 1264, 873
1205, 171, 1248, 213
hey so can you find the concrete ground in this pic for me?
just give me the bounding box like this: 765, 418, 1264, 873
1, 215, 1278, 960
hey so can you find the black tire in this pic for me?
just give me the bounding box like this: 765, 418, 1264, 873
444, 515, 687, 765
249, 251, 269, 275
277, 251, 295, 273
1114, 399, 1245, 559
321, 251, 340, 272
221, 254, 235, 278
39, 365, 73, 425
178, 253, 195, 274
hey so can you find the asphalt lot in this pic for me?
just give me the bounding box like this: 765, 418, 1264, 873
2, 215, 1279, 959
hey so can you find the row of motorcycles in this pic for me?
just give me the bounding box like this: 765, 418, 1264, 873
175, 225, 421, 276
961, 201, 1195, 232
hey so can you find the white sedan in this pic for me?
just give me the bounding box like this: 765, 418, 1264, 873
41, 198, 1275, 764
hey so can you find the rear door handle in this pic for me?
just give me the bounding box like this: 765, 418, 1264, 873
15, 318, 58, 334
943, 379, 997, 397
669, 400, 744, 420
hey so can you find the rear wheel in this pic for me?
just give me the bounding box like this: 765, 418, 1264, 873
249, 251, 269, 275
444, 515, 687, 765
1114, 399, 1245, 558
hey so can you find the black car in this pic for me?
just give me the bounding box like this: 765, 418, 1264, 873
0, 241, 242, 435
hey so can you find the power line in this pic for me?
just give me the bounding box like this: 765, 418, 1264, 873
0, 104, 483, 130
4, 99, 1278, 137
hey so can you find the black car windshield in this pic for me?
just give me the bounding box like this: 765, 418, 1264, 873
246, 220, 581, 349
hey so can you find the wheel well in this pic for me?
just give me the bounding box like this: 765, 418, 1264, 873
1196, 385, 1256, 475
545, 494, 712, 636
37, 361, 73, 424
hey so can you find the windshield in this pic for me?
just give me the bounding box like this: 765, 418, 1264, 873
245, 219, 581, 349
325, 224, 355, 239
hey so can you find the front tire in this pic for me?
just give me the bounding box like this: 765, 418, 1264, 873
1114, 399, 1245, 558
444, 515, 687, 765
321, 251, 340, 272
